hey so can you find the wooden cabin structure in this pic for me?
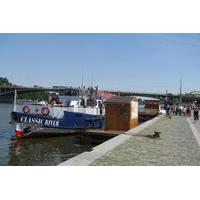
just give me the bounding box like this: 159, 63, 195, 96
105, 96, 138, 131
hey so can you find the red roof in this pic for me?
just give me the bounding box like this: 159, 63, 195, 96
98, 92, 118, 100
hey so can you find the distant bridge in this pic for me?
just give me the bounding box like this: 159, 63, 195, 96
102, 90, 200, 104
0, 86, 199, 104
0, 86, 80, 95
0, 86, 80, 103
104, 90, 168, 99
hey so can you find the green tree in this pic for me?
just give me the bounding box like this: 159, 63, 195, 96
0, 77, 49, 101
0, 77, 12, 86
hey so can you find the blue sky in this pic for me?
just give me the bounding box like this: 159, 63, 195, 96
0, 33, 200, 93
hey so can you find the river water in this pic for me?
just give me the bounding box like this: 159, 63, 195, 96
0, 103, 104, 166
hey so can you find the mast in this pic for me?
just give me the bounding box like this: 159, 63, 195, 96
81, 71, 84, 88
14, 89, 17, 111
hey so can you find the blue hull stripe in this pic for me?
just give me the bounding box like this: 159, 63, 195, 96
11, 111, 104, 129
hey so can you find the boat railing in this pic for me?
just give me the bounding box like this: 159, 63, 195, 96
14, 103, 104, 118
65, 107, 102, 116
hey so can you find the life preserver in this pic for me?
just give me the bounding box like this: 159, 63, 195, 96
23, 106, 31, 114
41, 106, 50, 116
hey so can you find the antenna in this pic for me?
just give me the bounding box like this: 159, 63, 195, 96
81, 72, 84, 87
91, 72, 94, 87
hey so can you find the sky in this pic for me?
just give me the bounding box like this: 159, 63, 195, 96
0, 33, 200, 94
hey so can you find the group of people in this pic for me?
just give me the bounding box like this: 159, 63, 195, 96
166, 104, 199, 120
48, 96, 64, 106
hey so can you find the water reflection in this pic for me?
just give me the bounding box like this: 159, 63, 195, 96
0, 103, 111, 166
8, 135, 96, 166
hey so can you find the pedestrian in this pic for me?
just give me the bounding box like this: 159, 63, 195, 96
193, 106, 199, 120
186, 105, 191, 117
183, 106, 186, 116
172, 105, 176, 116
175, 106, 179, 115
166, 105, 171, 116
169, 106, 173, 119
179, 105, 183, 116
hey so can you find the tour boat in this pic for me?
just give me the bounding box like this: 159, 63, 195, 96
11, 89, 105, 138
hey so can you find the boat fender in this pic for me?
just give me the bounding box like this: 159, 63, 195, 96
41, 106, 50, 116
23, 106, 31, 114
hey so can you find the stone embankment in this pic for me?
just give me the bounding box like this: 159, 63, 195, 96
59, 115, 200, 166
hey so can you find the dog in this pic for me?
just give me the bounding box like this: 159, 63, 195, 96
146, 131, 162, 139
153, 131, 162, 138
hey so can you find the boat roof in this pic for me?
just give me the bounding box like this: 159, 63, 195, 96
106, 96, 138, 104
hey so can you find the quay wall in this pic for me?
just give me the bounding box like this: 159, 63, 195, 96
58, 115, 163, 166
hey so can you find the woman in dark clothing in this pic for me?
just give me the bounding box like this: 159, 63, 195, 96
193, 107, 199, 120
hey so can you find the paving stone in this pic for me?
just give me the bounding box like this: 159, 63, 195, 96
91, 116, 200, 166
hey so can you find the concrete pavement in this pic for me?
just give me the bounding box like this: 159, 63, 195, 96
59, 115, 200, 166
91, 116, 200, 166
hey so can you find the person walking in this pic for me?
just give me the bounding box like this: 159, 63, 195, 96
186, 105, 191, 117
183, 106, 186, 116
175, 105, 179, 116
166, 105, 170, 116
193, 106, 199, 121
172, 105, 176, 116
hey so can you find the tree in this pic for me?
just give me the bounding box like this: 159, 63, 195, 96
0, 77, 49, 100
0, 77, 12, 86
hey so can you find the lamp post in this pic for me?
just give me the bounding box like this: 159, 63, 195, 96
179, 78, 182, 106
